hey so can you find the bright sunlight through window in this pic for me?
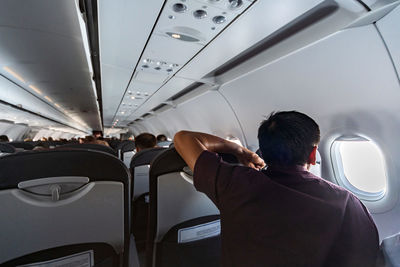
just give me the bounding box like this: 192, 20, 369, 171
333, 140, 387, 197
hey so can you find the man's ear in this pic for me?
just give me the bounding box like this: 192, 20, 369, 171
308, 146, 318, 165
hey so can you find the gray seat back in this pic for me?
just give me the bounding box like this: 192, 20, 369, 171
120, 141, 136, 167
0, 150, 131, 266
0, 143, 16, 157
147, 148, 221, 267
130, 147, 166, 199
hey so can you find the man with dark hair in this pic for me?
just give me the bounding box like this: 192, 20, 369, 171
0, 135, 9, 142
135, 133, 157, 152
258, 111, 320, 167
174, 111, 379, 267
156, 134, 167, 142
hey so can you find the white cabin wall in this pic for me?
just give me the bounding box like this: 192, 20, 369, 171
131, 90, 246, 144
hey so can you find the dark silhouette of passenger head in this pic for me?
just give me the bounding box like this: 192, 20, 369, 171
33, 141, 50, 151
0, 135, 9, 142
258, 111, 320, 167
84, 136, 96, 143
135, 133, 157, 152
156, 134, 167, 142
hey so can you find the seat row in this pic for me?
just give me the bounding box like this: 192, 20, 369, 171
2, 142, 398, 267
0, 142, 223, 266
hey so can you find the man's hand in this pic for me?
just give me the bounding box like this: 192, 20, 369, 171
174, 131, 265, 171
236, 147, 265, 170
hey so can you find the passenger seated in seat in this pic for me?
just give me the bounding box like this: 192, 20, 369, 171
174, 111, 379, 267
135, 133, 157, 152
0, 135, 9, 142
83, 135, 110, 147
156, 134, 167, 142
33, 141, 50, 151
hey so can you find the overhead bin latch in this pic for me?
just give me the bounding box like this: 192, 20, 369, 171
50, 184, 61, 201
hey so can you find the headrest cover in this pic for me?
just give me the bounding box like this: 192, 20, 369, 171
7, 142, 34, 150
57, 144, 117, 156
150, 148, 239, 179
0, 143, 16, 153
0, 150, 129, 190
130, 147, 166, 169
121, 141, 136, 153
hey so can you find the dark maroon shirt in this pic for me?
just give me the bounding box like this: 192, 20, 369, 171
193, 150, 379, 267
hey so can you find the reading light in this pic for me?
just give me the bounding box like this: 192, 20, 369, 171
229, 0, 243, 9
3, 66, 26, 83
173, 3, 187, 13
193, 10, 207, 19
213, 16, 226, 24
166, 32, 199, 42
29, 85, 42, 95
131, 96, 135, 100
121, 111, 125, 114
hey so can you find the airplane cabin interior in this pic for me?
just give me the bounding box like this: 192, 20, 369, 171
0, 0, 400, 266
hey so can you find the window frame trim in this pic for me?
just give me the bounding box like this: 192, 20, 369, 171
330, 137, 387, 201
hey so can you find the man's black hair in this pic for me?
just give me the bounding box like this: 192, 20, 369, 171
258, 111, 320, 166
135, 133, 157, 150
156, 134, 167, 142
0, 135, 9, 142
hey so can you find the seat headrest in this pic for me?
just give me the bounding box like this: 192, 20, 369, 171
150, 148, 239, 179
116, 140, 132, 150
120, 141, 135, 153
57, 143, 117, 156
149, 148, 187, 179
130, 147, 166, 168
0, 150, 129, 190
0, 143, 16, 153
7, 142, 34, 150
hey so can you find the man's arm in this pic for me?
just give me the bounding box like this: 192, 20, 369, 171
173, 130, 265, 171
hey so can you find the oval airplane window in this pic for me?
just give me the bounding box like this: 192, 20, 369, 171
331, 139, 387, 200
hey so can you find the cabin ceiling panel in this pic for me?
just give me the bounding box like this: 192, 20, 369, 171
117, 77, 194, 126
176, 0, 325, 80
99, 0, 165, 126
141, 34, 203, 66
110, 0, 255, 127
0, 0, 101, 130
